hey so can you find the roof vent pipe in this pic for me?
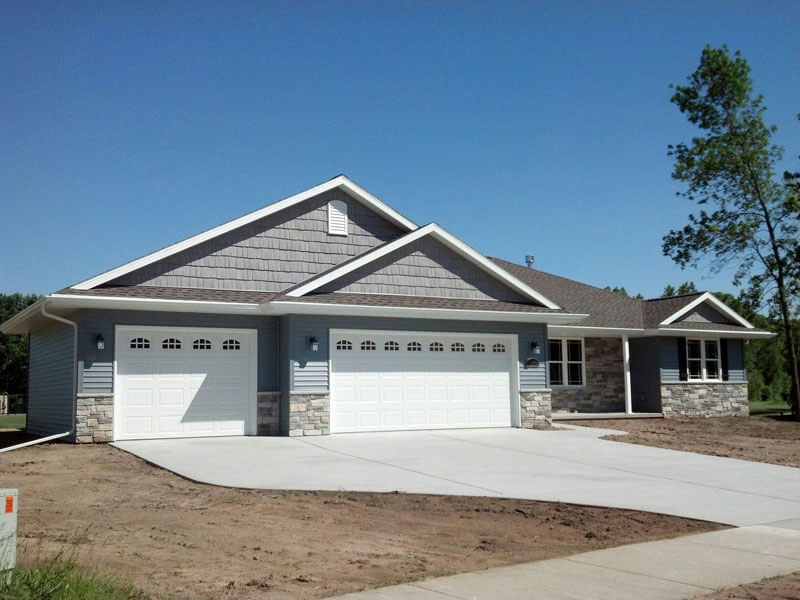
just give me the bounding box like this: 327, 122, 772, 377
525, 255, 535, 268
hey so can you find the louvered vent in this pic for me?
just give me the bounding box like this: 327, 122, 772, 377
328, 199, 348, 236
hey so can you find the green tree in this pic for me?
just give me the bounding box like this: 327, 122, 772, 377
604, 286, 644, 300
662, 282, 698, 297
663, 45, 800, 419
0, 293, 40, 395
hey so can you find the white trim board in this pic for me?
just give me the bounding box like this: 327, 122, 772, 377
285, 223, 561, 309
71, 176, 418, 291
657, 292, 754, 329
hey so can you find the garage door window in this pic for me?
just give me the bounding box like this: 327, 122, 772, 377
384, 340, 399, 351
492, 343, 506, 353
451, 342, 465, 352
162, 338, 182, 350
360, 340, 376, 351
222, 339, 241, 350
407, 341, 422, 352
472, 343, 486, 353
193, 338, 212, 350
130, 337, 150, 349
336, 339, 353, 350
429, 341, 444, 352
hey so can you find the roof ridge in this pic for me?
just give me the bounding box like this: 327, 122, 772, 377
643, 291, 706, 302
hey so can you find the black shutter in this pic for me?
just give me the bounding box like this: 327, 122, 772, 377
720, 339, 729, 381
677, 337, 688, 381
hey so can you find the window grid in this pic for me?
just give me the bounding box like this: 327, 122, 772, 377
162, 338, 182, 350
336, 340, 353, 351
429, 342, 444, 352
222, 339, 241, 351
471, 343, 486, 353
492, 343, 506, 353
130, 337, 150, 349
407, 341, 422, 352
451, 342, 465, 352
548, 338, 584, 387
361, 340, 376, 351
384, 340, 399, 351
192, 338, 212, 350
687, 338, 720, 381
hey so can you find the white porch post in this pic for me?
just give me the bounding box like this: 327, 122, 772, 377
622, 335, 632, 414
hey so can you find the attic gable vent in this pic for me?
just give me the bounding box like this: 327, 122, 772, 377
328, 199, 348, 236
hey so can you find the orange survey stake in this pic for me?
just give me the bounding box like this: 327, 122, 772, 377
4, 496, 13, 513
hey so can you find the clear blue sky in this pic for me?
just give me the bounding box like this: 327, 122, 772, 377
1, 1, 798, 299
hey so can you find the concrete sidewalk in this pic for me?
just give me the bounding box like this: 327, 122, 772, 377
334, 526, 800, 599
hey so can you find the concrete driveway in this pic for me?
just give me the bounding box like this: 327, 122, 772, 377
114, 426, 800, 528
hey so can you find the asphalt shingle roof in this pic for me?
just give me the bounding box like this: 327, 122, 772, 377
642, 293, 705, 328
57, 286, 278, 304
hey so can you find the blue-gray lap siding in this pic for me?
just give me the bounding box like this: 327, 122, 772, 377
28, 321, 75, 437
75, 309, 280, 394
660, 337, 745, 383
284, 314, 546, 391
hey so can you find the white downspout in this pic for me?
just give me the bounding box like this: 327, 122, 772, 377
623, 335, 633, 414
0, 303, 76, 453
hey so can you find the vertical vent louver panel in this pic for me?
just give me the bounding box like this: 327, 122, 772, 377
328, 199, 348, 236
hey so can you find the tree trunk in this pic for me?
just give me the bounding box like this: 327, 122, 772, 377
777, 295, 800, 420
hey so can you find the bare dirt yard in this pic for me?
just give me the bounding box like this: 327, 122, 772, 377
699, 571, 800, 599
1, 439, 723, 599
576, 416, 800, 468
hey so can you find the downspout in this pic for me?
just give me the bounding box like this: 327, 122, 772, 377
0, 302, 76, 453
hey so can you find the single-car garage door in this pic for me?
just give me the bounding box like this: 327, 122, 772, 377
114, 326, 257, 441
330, 330, 517, 433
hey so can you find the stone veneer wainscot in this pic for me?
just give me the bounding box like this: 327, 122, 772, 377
520, 390, 552, 428
75, 393, 114, 443
289, 391, 330, 436
661, 382, 749, 418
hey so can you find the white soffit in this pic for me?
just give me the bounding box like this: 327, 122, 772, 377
285, 223, 561, 309
71, 176, 418, 290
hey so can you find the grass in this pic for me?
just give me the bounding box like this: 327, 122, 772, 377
0, 560, 151, 600
750, 399, 792, 417
0, 414, 25, 429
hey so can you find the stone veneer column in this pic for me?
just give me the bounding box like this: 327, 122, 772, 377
520, 390, 552, 428
75, 393, 114, 443
289, 391, 330, 436
661, 382, 749, 417
257, 392, 281, 436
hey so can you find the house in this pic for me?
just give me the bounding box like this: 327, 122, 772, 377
1, 176, 772, 443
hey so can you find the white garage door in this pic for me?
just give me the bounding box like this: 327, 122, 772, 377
330, 330, 517, 433
114, 326, 256, 441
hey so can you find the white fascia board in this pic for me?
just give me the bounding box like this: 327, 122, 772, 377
48, 294, 263, 315
650, 327, 774, 339
547, 325, 645, 338
70, 176, 418, 291
268, 300, 584, 324
658, 292, 754, 328
286, 223, 562, 309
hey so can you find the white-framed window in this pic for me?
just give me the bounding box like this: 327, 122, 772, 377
548, 338, 584, 387
687, 338, 720, 381
361, 340, 377, 351
429, 342, 444, 352
336, 339, 353, 351
222, 339, 241, 351
384, 340, 399, 351
192, 338, 212, 350
492, 343, 506, 353
130, 337, 150, 349
471, 342, 486, 353
451, 342, 465, 352
407, 341, 422, 352
328, 199, 348, 236
162, 338, 182, 350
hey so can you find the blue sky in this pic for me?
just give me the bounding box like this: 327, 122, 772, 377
1, 1, 798, 299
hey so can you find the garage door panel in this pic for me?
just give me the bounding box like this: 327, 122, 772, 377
116, 326, 254, 441
331, 331, 515, 433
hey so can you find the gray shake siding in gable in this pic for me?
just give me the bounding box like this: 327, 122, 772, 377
318, 237, 529, 302
106, 189, 404, 291
677, 304, 735, 324
74, 310, 281, 393
28, 321, 75, 438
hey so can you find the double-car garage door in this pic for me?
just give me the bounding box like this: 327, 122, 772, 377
330, 330, 516, 433
115, 326, 256, 441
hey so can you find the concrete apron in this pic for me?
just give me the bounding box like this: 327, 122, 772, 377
333, 526, 800, 600
113, 426, 800, 528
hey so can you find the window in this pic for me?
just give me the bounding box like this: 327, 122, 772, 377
192, 338, 212, 350
687, 338, 720, 381
361, 340, 376, 351
407, 341, 422, 352
328, 199, 348, 236
548, 338, 584, 386
162, 338, 181, 350
492, 343, 506, 353
336, 339, 353, 351
429, 342, 444, 352
130, 337, 150, 349
222, 339, 241, 351
384, 340, 399, 351
471, 343, 486, 353
451, 342, 465, 352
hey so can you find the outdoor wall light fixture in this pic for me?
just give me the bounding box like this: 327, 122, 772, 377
95, 334, 105, 350
309, 337, 319, 352
530, 342, 540, 355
